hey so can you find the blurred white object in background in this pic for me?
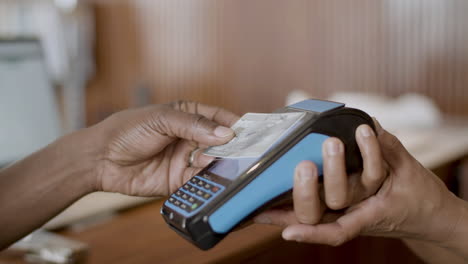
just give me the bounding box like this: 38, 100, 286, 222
0, 1, 145, 231
327, 92, 442, 131
0, 0, 95, 131
0, 39, 62, 165
54, 0, 77, 12
286, 90, 442, 131
286, 90, 314, 108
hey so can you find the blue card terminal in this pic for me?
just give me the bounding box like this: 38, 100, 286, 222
161, 99, 375, 250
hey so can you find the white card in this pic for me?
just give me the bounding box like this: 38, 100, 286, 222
204, 112, 305, 158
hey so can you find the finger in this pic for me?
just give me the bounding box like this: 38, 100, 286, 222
167, 140, 196, 192
170, 101, 240, 127
373, 118, 412, 168
323, 138, 348, 210
253, 210, 299, 227
174, 139, 216, 168
191, 151, 216, 168
372, 117, 384, 136
167, 140, 211, 193
356, 124, 385, 196
196, 103, 240, 127
293, 161, 323, 224
282, 197, 378, 246
282, 222, 358, 246
182, 167, 203, 187
153, 107, 235, 146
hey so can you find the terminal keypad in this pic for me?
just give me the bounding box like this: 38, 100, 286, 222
166, 175, 224, 215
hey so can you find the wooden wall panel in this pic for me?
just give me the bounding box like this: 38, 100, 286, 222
86, 0, 468, 124
214, 0, 468, 115
86, 0, 143, 122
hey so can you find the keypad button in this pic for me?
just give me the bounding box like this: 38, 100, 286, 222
203, 193, 212, 200
180, 203, 188, 211
204, 183, 212, 190
196, 180, 204, 187
189, 186, 198, 193
174, 200, 182, 206
191, 200, 204, 210
188, 196, 197, 203
182, 184, 191, 191
175, 190, 183, 197
190, 178, 198, 184
196, 189, 205, 197
211, 186, 220, 193
168, 197, 176, 203
181, 193, 190, 200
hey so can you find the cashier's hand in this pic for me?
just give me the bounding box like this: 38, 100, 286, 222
91, 101, 237, 197
254, 121, 464, 248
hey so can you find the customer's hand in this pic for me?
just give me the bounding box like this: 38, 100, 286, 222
90, 101, 238, 197
254, 121, 465, 248
0, 100, 238, 249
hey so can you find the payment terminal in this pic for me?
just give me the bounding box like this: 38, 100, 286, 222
161, 99, 375, 250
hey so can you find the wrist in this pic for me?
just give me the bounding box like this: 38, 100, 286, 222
56, 127, 105, 194
408, 190, 468, 250
402, 195, 468, 261
0, 127, 104, 246
440, 197, 468, 258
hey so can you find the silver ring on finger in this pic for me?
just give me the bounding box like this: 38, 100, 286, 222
188, 148, 201, 167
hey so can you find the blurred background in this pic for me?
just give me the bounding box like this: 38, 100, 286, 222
85, 0, 468, 119
2, 0, 468, 156
1, 0, 468, 263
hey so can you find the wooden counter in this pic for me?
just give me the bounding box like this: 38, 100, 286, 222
55, 199, 423, 264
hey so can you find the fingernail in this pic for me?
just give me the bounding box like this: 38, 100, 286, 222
297, 165, 314, 183
253, 215, 271, 224
359, 125, 374, 138
282, 229, 301, 242
214, 126, 234, 137
282, 229, 294, 240
325, 140, 343, 156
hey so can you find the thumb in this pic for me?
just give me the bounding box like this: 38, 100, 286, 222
281, 197, 379, 246
373, 118, 412, 167
154, 108, 235, 146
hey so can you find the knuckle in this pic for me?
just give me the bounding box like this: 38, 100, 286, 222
168, 100, 182, 110
170, 100, 197, 113
184, 114, 206, 140
190, 113, 208, 129
365, 170, 384, 185
387, 135, 400, 150
169, 100, 186, 111
296, 190, 316, 201
297, 214, 320, 225
149, 108, 170, 135
382, 131, 403, 152
189, 114, 218, 138
190, 113, 204, 122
